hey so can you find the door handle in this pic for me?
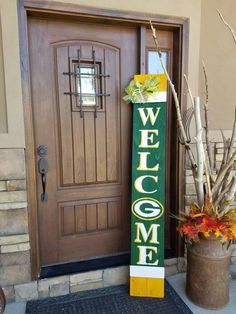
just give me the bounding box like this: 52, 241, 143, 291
37, 145, 48, 202
38, 158, 48, 202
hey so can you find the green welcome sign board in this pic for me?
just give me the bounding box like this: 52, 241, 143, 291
129, 74, 167, 298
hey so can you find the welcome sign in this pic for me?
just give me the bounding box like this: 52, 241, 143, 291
130, 74, 167, 298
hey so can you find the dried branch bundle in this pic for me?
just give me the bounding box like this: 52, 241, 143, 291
150, 12, 236, 213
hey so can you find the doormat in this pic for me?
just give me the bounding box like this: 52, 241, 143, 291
26, 281, 193, 314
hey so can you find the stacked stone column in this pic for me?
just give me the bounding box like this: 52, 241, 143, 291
0, 149, 31, 302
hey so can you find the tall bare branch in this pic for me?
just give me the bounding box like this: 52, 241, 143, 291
150, 21, 197, 172
222, 175, 236, 206
212, 150, 236, 198
183, 74, 194, 109
217, 130, 230, 174
204, 157, 212, 202
219, 176, 236, 215
226, 107, 236, 161
214, 177, 234, 209
205, 151, 215, 185
220, 108, 236, 192
194, 97, 205, 206
202, 61, 209, 105
216, 10, 236, 206
202, 61, 214, 172
213, 131, 230, 198
217, 10, 236, 44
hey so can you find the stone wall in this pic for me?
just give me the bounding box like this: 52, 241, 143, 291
185, 142, 236, 265
1, 259, 183, 303
0, 148, 31, 301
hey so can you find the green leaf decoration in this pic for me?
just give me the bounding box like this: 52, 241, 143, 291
221, 208, 236, 223
123, 77, 159, 103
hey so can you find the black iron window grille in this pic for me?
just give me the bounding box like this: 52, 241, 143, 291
64, 49, 110, 118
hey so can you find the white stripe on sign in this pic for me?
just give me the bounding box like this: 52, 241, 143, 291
130, 266, 165, 278
146, 91, 167, 103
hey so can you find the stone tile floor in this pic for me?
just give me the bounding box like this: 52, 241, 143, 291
4, 265, 236, 314
167, 264, 236, 314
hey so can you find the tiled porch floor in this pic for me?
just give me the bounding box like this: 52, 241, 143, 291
167, 264, 236, 314
5, 265, 236, 314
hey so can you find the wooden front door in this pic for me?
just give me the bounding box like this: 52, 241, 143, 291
28, 16, 138, 266
27, 13, 179, 272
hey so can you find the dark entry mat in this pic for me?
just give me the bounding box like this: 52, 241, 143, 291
26, 281, 193, 314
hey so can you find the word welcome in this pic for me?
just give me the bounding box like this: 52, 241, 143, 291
132, 106, 164, 266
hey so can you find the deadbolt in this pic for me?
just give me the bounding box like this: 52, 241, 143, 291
37, 145, 47, 157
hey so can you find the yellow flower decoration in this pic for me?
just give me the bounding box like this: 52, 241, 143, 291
230, 225, 236, 237
214, 229, 221, 238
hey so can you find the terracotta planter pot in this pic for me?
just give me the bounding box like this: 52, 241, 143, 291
186, 235, 231, 309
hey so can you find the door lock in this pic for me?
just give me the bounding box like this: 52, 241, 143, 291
37, 145, 47, 157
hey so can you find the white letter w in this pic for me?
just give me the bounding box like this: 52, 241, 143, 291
138, 107, 160, 126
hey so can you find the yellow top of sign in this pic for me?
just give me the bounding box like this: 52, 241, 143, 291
134, 74, 167, 92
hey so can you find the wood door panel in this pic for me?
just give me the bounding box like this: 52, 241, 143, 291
56, 46, 74, 185
105, 48, 119, 182
62, 206, 75, 236
86, 204, 97, 232
95, 112, 107, 182
29, 17, 138, 265
58, 229, 126, 262
56, 185, 123, 202
59, 197, 124, 261
72, 113, 85, 183
56, 43, 120, 186
75, 205, 86, 233
83, 112, 96, 183
59, 197, 122, 237
97, 203, 108, 230
108, 201, 121, 229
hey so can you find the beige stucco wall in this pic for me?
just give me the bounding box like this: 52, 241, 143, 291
50, 0, 202, 95
0, 15, 7, 134
1, 0, 236, 145
0, 0, 25, 148
199, 0, 236, 133
0, 0, 202, 148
